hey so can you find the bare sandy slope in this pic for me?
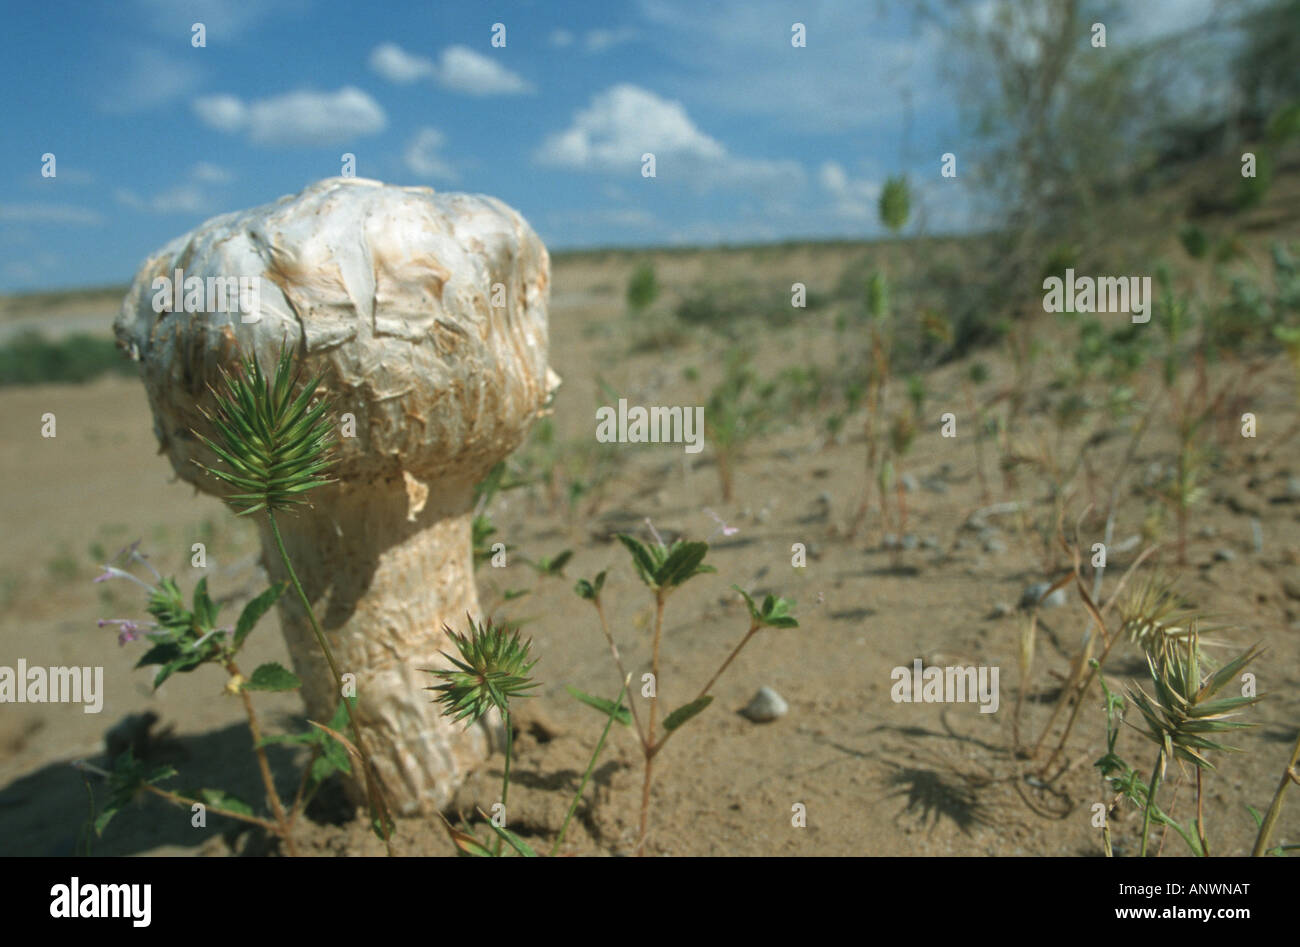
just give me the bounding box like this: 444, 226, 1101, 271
1, 245, 1297, 857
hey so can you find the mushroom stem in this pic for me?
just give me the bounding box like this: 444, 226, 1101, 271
257, 475, 491, 818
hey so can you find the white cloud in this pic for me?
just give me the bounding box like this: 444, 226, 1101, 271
193, 94, 245, 131
0, 203, 104, 226
131, 0, 279, 39
819, 161, 881, 220
191, 162, 232, 184
117, 185, 209, 215
99, 47, 201, 114
549, 29, 575, 48
536, 84, 803, 192
404, 128, 457, 181
537, 84, 725, 170
369, 43, 533, 95
192, 87, 387, 146
369, 43, 436, 83
436, 46, 533, 95
585, 28, 637, 52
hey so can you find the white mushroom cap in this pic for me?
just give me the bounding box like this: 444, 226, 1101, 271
115, 177, 556, 486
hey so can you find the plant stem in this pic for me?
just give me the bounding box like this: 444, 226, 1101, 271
266, 509, 393, 855
227, 658, 297, 856
593, 597, 648, 750
496, 708, 512, 857
1140, 751, 1164, 858
1195, 767, 1209, 857
1252, 728, 1300, 856
636, 591, 667, 856
656, 621, 760, 757
551, 680, 628, 856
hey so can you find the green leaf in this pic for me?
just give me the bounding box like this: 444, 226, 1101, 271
564, 685, 632, 725
482, 818, 538, 857
617, 534, 658, 587
656, 541, 710, 589
192, 576, 217, 631
196, 788, 254, 817
233, 582, 287, 651
135, 642, 181, 669
733, 585, 761, 621
244, 662, 302, 692
663, 696, 714, 732
574, 579, 595, 600
502, 588, 530, 601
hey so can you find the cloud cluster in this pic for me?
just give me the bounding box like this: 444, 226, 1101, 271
192, 87, 387, 146
369, 43, 532, 95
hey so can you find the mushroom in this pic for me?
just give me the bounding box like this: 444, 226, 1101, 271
114, 177, 558, 816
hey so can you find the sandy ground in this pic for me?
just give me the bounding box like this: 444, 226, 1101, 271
1, 242, 1298, 857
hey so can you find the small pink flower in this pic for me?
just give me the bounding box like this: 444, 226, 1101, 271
98, 618, 148, 645
704, 509, 738, 542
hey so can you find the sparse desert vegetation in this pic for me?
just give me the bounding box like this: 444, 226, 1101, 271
2, 0, 1299, 861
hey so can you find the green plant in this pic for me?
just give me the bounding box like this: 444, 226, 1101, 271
191, 346, 394, 850
575, 525, 797, 854
878, 175, 911, 233
1095, 629, 1263, 857
90, 543, 361, 855
705, 350, 775, 502
427, 616, 631, 857
626, 261, 659, 314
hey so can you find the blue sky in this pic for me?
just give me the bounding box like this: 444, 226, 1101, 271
0, 0, 1222, 292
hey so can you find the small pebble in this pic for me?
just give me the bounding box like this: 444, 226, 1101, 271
901, 533, 919, 551
920, 536, 940, 550
988, 602, 1013, 619
1213, 548, 1236, 562
1195, 525, 1217, 539
983, 537, 1007, 554
741, 687, 788, 723
1021, 582, 1067, 610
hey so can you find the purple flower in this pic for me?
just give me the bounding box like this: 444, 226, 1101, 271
93, 564, 155, 593
97, 618, 151, 645
704, 509, 739, 542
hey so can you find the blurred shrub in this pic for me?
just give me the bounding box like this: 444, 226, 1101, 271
626, 262, 659, 313
0, 331, 133, 387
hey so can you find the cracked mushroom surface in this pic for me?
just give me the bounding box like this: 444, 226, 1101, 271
114, 176, 558, 815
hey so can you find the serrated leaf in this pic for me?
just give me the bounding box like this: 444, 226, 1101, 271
192, 576, 217, 630
564, 685, 632, 725
233, 582, 286, 651
657, 541, 710, 588
617, 534, 658, 587
663, 695, 714, 732
244, 662, 301, 691
135, 642, 181, 669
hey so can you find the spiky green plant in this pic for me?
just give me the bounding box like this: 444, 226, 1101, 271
428, 618, 539, 725
194, 347, 336, 517
426, 617, 631, 857
1127, 629, 1263, 856
191, 346, 394, 851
